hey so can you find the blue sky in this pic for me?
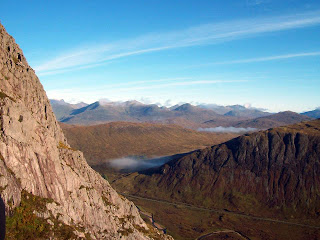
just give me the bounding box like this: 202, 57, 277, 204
1, 0, 320, 112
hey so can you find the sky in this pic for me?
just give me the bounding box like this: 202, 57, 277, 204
1, 0, 320, 112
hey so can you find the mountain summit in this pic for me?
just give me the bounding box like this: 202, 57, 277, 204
0, 24, 170, 239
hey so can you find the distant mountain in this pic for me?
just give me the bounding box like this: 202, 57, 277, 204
198, 104, 270, 118
61, 121, 238, 166
52, 100, 311, 130
50, 99, 88, 120
55, 100, 237, 127
59, 101, 174, 125
171, 103, 230, 123
113, 119, 320, 223
233, 111, 312, 129
204, 111, 312, 129
302, 108, 320, 119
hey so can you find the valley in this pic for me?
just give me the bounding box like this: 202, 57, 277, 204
60, 121, 239, 166
2, 1, 320, 239
61, 118, 320, 239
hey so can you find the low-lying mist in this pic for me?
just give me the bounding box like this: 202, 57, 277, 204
109, 156, 173, 172
198, 126, 257, 133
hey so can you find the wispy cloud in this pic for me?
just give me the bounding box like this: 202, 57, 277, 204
212, 51, 320, 65
35, 10, 320, 76
113, 80, 247, 92
246, 0, 270, 6
46, 79, 246, 103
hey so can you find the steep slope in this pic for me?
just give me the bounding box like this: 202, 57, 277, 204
60, 121, 238, 165
113, 119, 320, 221
0, 24, 170, 239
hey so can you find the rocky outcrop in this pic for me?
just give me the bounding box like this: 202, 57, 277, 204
114, 120, 320, 220
0, 23, 171, 239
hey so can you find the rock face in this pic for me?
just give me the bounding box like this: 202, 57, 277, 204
0, 24, 170, 239
114, 120, 320, 220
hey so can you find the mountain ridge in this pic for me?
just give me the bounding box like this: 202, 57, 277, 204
113, 119, 320, 222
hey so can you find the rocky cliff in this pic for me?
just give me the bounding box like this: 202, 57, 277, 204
0, 23, 170, 239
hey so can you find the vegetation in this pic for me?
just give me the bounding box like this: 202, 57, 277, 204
126, 195, 320, 240
6, 190, 81, 240
12, 56, 19, 64
61, 121, 238, 165
57, 141, 76, 151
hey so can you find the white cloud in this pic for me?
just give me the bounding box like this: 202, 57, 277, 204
212, 51, 320, 65
109, 156, 171, 171
198, 127, 257, 133
246, 0, 270, 6
35, 10, 320, 76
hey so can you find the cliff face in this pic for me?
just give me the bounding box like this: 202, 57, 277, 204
0, 24, 170, 239
114, 120, 320, 219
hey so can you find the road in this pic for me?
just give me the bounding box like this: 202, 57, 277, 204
121, 193, 320, 230
136, 206, 167, 233
196, 230, 250, 240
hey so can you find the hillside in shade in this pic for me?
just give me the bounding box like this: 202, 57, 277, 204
113, 119, 320, 222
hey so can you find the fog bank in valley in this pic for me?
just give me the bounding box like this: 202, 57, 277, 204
198, 126, 257, 133
109, 156, 173, 172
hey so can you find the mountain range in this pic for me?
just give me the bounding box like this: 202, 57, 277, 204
51, 99, 316, 130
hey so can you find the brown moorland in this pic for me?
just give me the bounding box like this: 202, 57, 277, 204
60, 121, 239, 165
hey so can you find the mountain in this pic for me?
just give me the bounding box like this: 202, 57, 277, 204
0, 23, 170, 239
50, 99, 88, 120
198, 104, 270, 118
60, 121, 239, 166
56, 100, 238, 127
302, 108, 320, 119
59, 101, 173, 125
113, 119, 320, 226
171, 103, 228, 123
204, 111, 312, 129
234, 111, 313, 129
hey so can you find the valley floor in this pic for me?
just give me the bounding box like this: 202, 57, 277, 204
116, 192, 320, 240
